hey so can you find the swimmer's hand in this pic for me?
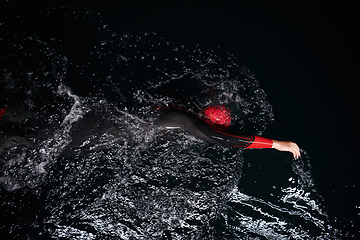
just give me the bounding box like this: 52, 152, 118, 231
272, 140, 301, 159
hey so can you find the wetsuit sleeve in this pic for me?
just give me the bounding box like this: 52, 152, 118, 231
208, 126, 273, 148
246, 135, 273, 149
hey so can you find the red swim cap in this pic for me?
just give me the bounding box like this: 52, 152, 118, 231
202, 105, 231, 129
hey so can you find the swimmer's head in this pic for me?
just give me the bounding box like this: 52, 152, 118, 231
201, 104, 231, 129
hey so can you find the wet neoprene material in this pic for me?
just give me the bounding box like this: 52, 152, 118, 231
155, 110, 273, 148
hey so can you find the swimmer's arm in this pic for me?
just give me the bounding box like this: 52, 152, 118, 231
271, 140, 301, 159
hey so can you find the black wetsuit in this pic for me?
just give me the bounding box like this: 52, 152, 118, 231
155, 110, 273, 148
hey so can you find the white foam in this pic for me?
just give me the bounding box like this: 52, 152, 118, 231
52, 225, 96, 240
37, 84, 85, 166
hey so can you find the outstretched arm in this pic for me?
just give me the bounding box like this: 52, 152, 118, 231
155, 110, 301, 158
272, 140, 301, 159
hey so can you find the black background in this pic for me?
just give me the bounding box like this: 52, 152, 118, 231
1, 0, 359, 237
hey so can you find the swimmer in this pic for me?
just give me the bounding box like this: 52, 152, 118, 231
155, 105, 301, 159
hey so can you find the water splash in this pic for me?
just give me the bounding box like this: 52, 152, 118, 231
0, 4, 342, 239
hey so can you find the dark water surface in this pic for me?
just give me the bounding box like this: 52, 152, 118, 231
1, 1, 359, 239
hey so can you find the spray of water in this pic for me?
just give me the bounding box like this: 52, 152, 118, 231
0, 5, 342, 239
